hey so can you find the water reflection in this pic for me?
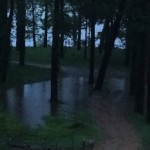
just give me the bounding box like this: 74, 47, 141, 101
2, 77, 89, 127
1, 74, 125, 127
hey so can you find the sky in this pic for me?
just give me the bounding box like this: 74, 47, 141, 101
12, 23, 125, 48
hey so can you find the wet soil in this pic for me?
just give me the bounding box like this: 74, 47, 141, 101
89, 70, 142, 150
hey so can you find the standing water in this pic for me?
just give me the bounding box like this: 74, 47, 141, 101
1, 76, 90, 127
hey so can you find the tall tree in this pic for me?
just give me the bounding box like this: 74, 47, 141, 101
0, 0, 9, 82
16, 0, 26, 66
8, 0, 14, 47
127, 0, 146, 114
77, 2, 82, 50
43, 0, 48, 47
31, 0, 37, 47
60, 0, 65, 58
89, 0, 96, 85
94, 0, 127, 90
51, 0, 60, 102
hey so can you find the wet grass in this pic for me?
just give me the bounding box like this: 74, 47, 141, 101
11, 47, 126, 69
131, 114, 150, 150
0, 63, 50, 89
0, 110, 99, 149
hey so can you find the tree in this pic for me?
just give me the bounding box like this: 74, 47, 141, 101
51, 0, 60, 103
89, 0, 96, 85
31, 0, 37, 47
59, 0, 65, 58
94, 0, 127, 90
126, 0, 146, 114
43, 0, 48, 47
0, 0, 9, 82
16, 0, 26, 66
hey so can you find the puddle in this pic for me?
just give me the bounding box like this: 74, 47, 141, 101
1, 77, 90, 127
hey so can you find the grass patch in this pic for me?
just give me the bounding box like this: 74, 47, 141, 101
109, 48, 126, 71
1, 63, 50, 89
11, 47, 126, 69
0, 109, 99, 149
131, 114, 150, 150
11, 47, 51, 65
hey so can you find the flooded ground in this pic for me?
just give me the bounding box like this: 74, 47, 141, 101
1, 76, 90, 127
0, 67, 126, 128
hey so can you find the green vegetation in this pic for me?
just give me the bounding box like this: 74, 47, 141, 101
109, 48, 126, 70
11, 47, 125, 69
0, 47, 125, 148
0, 63, 50, 89
132, 114, 150, 150
0, 110, 98, 149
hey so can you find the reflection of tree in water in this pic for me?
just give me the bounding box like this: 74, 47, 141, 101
50, 102, 59, 117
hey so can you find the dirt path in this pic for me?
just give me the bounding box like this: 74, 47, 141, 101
89, 72, 142, 150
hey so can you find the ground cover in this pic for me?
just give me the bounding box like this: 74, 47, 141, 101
0, 63, 50, 89
1, 48, 150, 150
0, 109, 98, 149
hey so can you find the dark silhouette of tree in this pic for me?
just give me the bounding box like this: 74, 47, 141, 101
8, 0, 14, 47
146, 32, 150, 122
0, 0, 10, 82
16, 0, 26, 66
51, 0, 60, 103
84, 18, 88, 59
60, 0, 65, 58
126, 0, 146, 114
43, 0, 48, 47
31, 0, 37, 47
94, 0, 127, 90
77, 8, 81, 50
89, 0, 96, 85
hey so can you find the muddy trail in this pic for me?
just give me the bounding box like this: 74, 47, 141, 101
89, 70, 142, 150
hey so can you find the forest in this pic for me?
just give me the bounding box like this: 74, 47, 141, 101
0, 0, 150, 149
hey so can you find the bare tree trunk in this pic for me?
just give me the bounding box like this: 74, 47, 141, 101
99, 19, 109, 54
31, 0, 37, 47
0, 0, 9, 82
134, 33, 145, 114
94, 0, 127, 90
16, 0, 26, 66
44, 0, 48, 48
84, 18, 88, 59
60, 0, 65, 59
51, 0, 60, 103
72, 9, 77, 47
77, 11, 81, 50
89, 0, 96, 85
8, 0, 14, 46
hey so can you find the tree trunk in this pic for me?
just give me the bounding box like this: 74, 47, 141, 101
16, 0, 26, 66
31, 0, 37, 47
145, 1, 150, 122
84, 18, 88, 59
44, 0, 48, 48
77, 11, 81, 50
51, 0, 60, 103
0, 0, 9, 82
99, 19, 109, 54
60, 0, 64, 59
146, 34, 150, 122
134, 33, 145, 114
72, 9, 77, 47
94, 0, 126, 90
8, 0, 14, 47
89, 1, 96, 85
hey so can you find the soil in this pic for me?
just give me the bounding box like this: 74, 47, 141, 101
89, 70, 143, 150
